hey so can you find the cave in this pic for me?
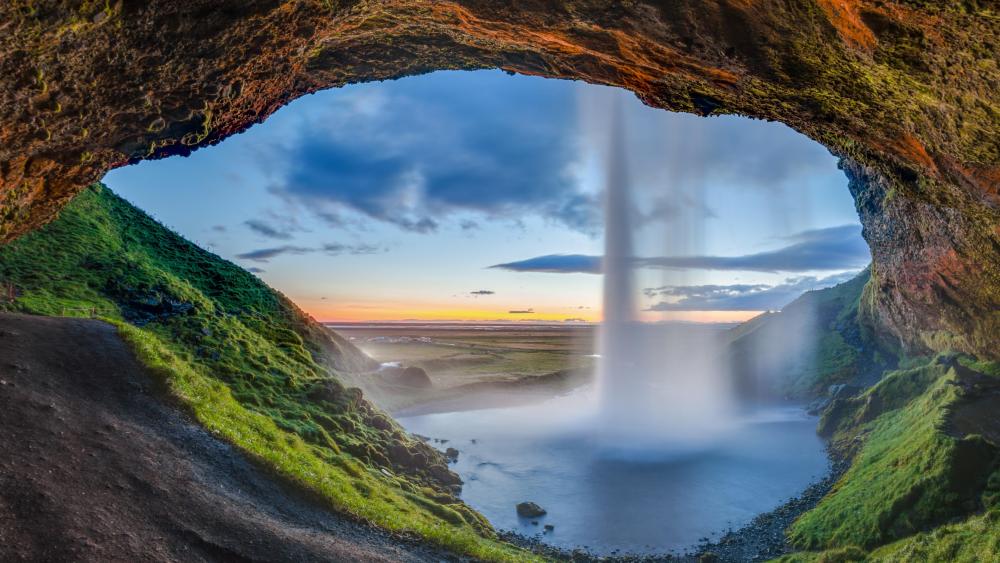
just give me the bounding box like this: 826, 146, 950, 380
1, 1, 996, 362
1, 2, 998, 561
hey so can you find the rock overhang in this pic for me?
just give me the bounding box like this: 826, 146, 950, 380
0, 0, 996, 358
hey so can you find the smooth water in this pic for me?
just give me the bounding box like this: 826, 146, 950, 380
399, 389, 827, 556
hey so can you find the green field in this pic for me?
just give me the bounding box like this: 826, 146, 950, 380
332, 323, 597, 413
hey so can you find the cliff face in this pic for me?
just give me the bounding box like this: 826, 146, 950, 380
0, 1, 997, 358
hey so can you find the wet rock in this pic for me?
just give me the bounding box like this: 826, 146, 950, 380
516, 501, 546, 518
444, 447, 459, 463
387, 443, 413, 466
428, 463, 461, 486
368, 414, 392, 431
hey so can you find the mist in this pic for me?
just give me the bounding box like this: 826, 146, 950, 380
589, 93, 737, 456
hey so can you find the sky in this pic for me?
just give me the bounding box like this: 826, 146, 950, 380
102, 70, 868, 324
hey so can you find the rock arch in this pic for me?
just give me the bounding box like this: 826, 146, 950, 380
0, 1, 996, 357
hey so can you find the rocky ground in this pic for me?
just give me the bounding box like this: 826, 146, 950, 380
0, 313, 454, 562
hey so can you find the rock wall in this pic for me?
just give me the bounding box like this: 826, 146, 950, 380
0, 0, 996, 358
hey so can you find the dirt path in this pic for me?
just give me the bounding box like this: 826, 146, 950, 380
0, 313, 452, 562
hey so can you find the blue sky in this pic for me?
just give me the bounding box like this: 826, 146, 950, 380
103, 70, 866, 323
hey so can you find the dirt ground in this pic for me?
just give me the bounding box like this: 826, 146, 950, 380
0, 313, 453, 562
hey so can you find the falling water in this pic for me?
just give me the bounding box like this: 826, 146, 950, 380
596, 97, 736, 455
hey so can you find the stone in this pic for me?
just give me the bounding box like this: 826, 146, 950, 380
516, 501, 546, 518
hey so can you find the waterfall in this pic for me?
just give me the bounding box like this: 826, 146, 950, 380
595, 96, 736, 455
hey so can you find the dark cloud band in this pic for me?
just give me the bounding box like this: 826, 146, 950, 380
490, 225, 869, 274
236, 243, 383, 263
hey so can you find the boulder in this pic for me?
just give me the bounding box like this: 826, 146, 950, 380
516, 501, 546, 518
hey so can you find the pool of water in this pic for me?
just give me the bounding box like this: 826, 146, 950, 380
398, 388, 828, 556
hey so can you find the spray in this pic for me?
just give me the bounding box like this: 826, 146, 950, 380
595, 95, 736, 456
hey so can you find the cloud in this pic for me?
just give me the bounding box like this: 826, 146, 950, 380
508, 308, 535, 314
236, 242, 384, 263
321, 243, 382, 256
210, 225, 227, 232
491, 254, 601, 274
266, 72, 600, 235
644, 271, 860, 311
490, 224, 868, 274
470, 290, 495, 295
246, 267, 266, 273
635, 225, 869, 273
235, 245, 314, 263
244, 219, 294, 240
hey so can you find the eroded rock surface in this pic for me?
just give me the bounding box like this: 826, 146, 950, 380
0, 1, 996, 357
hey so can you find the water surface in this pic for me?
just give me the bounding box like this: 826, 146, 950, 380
399, 390, 827, 556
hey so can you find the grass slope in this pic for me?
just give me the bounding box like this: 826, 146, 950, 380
727, 269, 895, 401
0, 184, 531, 561
778, 356, 1000, 562
729, 273, 1000, 562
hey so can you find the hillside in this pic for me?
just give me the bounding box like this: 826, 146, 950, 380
778, 354, 1000, 562
0, 313, 447, 562
721, 270, 1000, 561
0, 184, 529, 561
726, 268, 896, 402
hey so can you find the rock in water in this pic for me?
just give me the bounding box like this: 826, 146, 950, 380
516, 502, 547, 518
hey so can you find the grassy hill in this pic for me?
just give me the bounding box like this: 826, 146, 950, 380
776, 354, 1000, 562
726, 268, 896, 401
724, 270, 1000, 562
0, 184, 531, 561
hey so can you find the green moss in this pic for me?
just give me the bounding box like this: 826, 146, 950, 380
0, 184, 534, 561
791, 361, 998, 551
864, 508, 1000, 562
783, 509, 1000, 562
